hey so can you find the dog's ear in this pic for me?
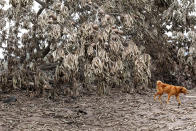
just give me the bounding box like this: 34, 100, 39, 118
181, 86, 185, 90
179, 87, 184, 92
180, 86, 187, 93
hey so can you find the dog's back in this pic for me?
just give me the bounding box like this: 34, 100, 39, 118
156, 80, 173, 94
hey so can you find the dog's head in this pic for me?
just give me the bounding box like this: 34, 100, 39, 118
180, 87, 187, 95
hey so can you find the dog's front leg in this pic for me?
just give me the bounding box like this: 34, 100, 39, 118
176, 95, 181, 106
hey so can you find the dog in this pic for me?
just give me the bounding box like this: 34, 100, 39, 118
154, 80, 187, 105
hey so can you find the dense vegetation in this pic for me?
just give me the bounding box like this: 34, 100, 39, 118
0, 0, 195, 97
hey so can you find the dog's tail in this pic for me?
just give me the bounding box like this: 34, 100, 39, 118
156, 80, 162, 90
156, 80, 162, 85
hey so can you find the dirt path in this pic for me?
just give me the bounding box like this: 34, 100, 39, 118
0, 88, 196, 131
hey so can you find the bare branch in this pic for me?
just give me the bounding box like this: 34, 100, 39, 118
37, 7, 45, 17
34, 0, 48, 17
38, 63, 58, 70
34, 0, 46, 7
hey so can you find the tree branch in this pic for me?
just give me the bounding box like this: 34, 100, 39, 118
41, 42, 51, 58
34, 0, 46, 7
37, 7, 45, 17
34, 0, 48, 17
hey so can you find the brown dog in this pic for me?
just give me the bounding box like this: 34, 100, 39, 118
154, 80, 187, 105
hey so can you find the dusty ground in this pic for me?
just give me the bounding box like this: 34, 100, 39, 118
0, 88, 196, 131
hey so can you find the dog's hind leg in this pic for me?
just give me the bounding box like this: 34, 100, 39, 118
158, 94, 163, 104
166, 94, 171, 104
154, 92, 162, 101
154, 93, 158, 101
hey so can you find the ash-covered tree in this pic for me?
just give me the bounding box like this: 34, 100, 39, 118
0, 0, 195, 96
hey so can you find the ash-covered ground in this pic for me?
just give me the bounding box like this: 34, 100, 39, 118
0, 88, 196, 131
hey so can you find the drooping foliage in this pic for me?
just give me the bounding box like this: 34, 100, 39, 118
0, 0, 195, 97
